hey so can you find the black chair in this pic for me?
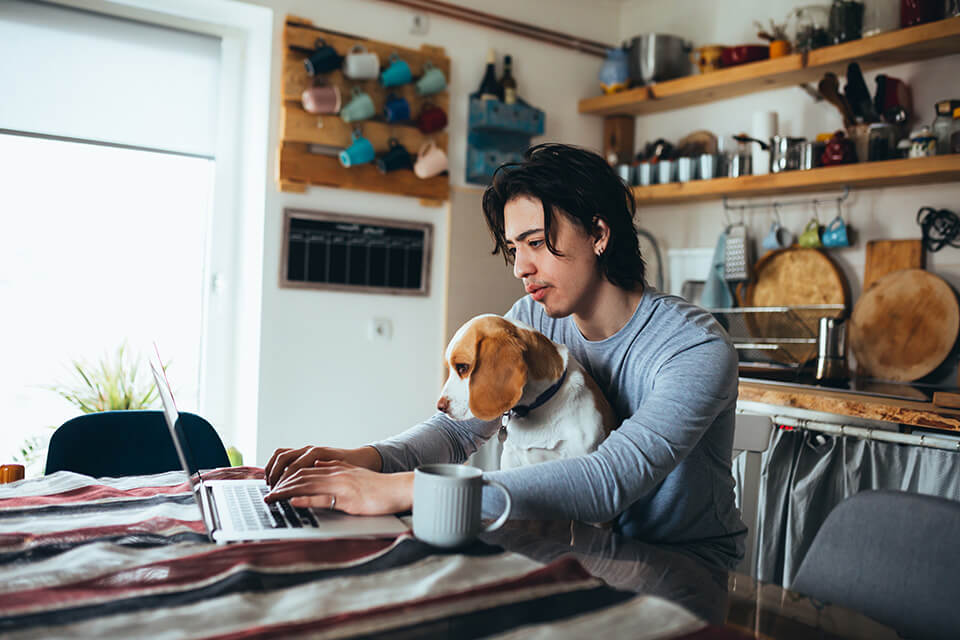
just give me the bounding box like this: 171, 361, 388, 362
791, 490, 960, 640
45, 410, 229, 478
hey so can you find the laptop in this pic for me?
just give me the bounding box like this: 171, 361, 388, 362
148, 355, 408, 543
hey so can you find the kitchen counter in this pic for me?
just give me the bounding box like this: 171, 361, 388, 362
738, 379, 960, 433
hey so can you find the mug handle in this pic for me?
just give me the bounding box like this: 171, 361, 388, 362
804, 219, 819, 233
350, 44, 366, 53
418, 139, 436, 158
314, 38, 326, 48
481, 478, 512, 532
826, 215, 843, 231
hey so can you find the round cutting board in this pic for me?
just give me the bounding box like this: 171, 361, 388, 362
849, 268, 959, 382
737, 248, 849, 365
739, 247, 848, 310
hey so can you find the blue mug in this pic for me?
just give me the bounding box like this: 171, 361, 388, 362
383, 94, 411, 122
380, 53, 412, 87
339, 129, 375, 167
761, 221, 794, 252
822, 215, 850, 248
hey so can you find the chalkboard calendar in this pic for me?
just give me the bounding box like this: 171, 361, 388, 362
281, 209, 432, 295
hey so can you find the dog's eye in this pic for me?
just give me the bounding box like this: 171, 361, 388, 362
455, 363, 469, 376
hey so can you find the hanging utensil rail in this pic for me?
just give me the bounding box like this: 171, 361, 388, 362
722, 186, 850, 213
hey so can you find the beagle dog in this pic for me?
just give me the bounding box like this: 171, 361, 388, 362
437, 314, 617, 469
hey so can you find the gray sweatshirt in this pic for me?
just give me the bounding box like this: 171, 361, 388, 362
373, 289, 746, 569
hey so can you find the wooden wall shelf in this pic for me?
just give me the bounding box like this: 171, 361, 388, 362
630, 155, 960, 205
279, 18, 450, 200
579, 17, 960, 117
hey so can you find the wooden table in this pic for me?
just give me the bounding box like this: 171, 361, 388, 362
0, 468, 897, 639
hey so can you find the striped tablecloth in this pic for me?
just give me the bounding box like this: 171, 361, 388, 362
0, 468, 742, 640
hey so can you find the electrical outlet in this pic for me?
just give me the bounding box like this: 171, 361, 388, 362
409, 12, 429, 35
369, 317, 393, 342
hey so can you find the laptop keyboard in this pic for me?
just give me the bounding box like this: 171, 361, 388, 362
221, 484, 319, 531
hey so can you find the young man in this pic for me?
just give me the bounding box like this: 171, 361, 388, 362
265, 144, 746, 569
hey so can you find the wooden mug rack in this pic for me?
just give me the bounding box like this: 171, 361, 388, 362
278, 16, 451, 202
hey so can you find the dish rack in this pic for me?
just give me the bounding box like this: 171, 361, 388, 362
708, 305, 845, 369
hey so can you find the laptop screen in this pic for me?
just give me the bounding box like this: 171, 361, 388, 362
149, 351, 204, 488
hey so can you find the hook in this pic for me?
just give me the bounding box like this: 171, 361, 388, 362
812, 199, 821, 222
773, 203, 782, 225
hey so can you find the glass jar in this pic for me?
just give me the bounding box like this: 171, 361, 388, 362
951, 107, 960, 154
862, 0, 900, 35
830, 0, 866, 43
793, 5, 834, 51
932, 99, 960, 155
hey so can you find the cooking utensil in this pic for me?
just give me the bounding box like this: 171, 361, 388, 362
863, 239, 924, 289
800, 140, 826, 169
818, 72, 856, 128
849, 269, 959, 381
628, 34, 693, 84
733, 134, 770, 150
845, 62, 878, 122
815, 317, 848, 381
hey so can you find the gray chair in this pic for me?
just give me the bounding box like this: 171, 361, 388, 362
791, 490, 960, 640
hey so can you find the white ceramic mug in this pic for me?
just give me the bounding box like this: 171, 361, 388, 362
413, 140, 448, 179
343, 44, 380, 80
412, 464, 511, 548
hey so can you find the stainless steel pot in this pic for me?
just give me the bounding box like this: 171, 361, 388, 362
626, 34, 692, 85
799, 141, 826, 170
770, 136, 806, 173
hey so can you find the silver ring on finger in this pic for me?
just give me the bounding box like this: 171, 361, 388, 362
329, 495, 336, 510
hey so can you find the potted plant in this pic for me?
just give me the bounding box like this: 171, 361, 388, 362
755, 18, 792, 58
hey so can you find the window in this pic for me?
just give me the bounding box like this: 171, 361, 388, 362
0, 0, 250, 471
0, 133, 213, 464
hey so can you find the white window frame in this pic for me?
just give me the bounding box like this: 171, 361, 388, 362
46, 0, 273, 462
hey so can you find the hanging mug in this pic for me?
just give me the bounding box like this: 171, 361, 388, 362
304, 38, 343, 76
416, 61, 447, 96
343, 44, 380, 80
339, 129, 375, 167
376, 138, 414, 174
341, 87, 376, 123
798, 218, 823, 248
821, 214, 851, 248
380, 53, 413, 87
416, 104, 448, 133
413, 140, 448, 178
301, 83, 341, 115
761, 220, 795, 251
383, 94, 411, 122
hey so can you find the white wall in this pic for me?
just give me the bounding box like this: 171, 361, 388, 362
239, 0, 614, 461
618, 0, 960, 303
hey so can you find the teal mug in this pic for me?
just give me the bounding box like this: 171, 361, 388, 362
339, 129, 375, 167
380, 53, 412, 87
341, 87, 375, 123
821, 215, 850, 248
416, 61, 447, 96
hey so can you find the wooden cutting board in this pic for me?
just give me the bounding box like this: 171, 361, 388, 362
863, 239, 924, 290
737, 248, 849, 365
849, 269, 959, 382
738, 247, 849, 310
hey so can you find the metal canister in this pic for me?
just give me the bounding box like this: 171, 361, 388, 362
799, 140, 826, 170
814, 317, 848, 381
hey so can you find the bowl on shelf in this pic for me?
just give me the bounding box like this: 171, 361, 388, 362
721, 45, 770, 67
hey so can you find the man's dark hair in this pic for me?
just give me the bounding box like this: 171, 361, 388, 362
481, 143, 645, 290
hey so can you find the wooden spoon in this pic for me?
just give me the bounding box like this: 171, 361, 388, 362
818, 72, 855, 128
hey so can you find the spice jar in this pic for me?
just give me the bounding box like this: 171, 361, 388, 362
0, 464, 25, 484
932, 99, 960, 155
909, 125, 938, 157
950, 107, 960, 154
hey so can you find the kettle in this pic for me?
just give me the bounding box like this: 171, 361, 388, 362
814, 317, 848, 382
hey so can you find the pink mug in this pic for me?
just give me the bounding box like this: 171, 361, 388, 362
301, 84, 341, 115
414, 140, 448, 179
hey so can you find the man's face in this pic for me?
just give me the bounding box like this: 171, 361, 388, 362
504, 196, 604, 318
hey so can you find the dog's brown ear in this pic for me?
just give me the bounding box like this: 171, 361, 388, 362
516, 328, 564, 381
469, 334, 527, 421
